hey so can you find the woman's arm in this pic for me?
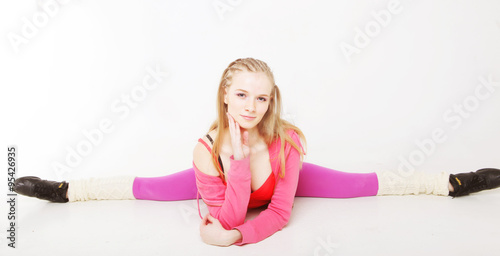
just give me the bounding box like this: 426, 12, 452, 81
193, 113, 253, 230
199, 214, 243, 246
197, 130, 301, 246
193, 146, 252, 230
232, 130, 302, 245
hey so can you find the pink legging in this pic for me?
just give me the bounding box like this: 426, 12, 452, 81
132, 162, 379, 200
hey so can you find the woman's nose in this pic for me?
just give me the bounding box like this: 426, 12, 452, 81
245, 100, 255, 112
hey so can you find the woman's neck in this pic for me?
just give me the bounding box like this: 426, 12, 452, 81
242, 127, 260, 143
222, 127, 264, 151
242, 127, 268, 153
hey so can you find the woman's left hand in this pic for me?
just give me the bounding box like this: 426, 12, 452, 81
200, 214, 240, 246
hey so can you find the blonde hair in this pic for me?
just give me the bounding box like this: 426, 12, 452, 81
208, 58, 306, 181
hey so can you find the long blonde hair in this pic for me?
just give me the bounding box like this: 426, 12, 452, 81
208, 58, 306, 181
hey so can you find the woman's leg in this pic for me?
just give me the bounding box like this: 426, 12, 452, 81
295, 162, 379, 198
69, 168, 198, 202
16, 168, 200, 202
68, 176, 136, 202
295, 162, 453, 198
375, 170, 449, 196
133, 168, 198, 201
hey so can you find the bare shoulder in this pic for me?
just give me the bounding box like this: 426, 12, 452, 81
192, 130, 220, 177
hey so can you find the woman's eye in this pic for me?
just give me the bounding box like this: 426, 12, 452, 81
235, 93, 266, 101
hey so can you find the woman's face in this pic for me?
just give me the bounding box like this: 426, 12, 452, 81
224, 71, 273, 131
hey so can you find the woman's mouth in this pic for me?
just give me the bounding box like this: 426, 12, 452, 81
240, 115, 256, 121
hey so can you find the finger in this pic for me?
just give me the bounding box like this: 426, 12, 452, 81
242, 130, 249, 145
202, 214, 210, 224
235, 120, 240, 141
227, 113, 234, 137
207, 215, 216, 222
233, 124, 240, 149
227, 114, 233, 140
230, 115, 236, 137
229, 115, 238, 149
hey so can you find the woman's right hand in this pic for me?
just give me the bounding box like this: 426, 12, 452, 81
227, 112, 250, 160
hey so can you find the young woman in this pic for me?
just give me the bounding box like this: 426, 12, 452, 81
14, 58, 500, 246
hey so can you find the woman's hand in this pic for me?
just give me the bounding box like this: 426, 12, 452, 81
200, 214, 242, 246
226, 112, 250, 160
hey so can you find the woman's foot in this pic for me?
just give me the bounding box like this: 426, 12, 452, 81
14, 176, 69, 203
449, 168, 500, 197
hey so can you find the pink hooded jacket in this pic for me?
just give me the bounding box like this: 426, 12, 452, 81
193, 129, 304, 245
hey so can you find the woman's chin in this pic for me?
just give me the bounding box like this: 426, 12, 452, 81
238, 122, 258, 130
234, 116, 262, 131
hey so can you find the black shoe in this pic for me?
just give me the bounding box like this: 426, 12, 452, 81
14, 176, 69, 203
449, 168, 500, 197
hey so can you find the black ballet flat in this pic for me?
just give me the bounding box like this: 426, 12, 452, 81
14, 176, 69, 203
449, 168, 500, 197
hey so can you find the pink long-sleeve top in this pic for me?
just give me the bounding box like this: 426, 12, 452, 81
192, 129, 304, 245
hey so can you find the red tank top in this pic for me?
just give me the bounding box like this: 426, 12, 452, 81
197, 136, 275, 209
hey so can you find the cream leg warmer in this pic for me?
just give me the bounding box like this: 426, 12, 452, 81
376, 171, 450, 196
68, 176, 136, 202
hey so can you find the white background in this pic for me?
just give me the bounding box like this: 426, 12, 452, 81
1, 0, 500, 179
2, 0, 499, 181
1, 0, 500, 255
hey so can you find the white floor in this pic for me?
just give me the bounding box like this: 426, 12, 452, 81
2, 190, 500, 256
